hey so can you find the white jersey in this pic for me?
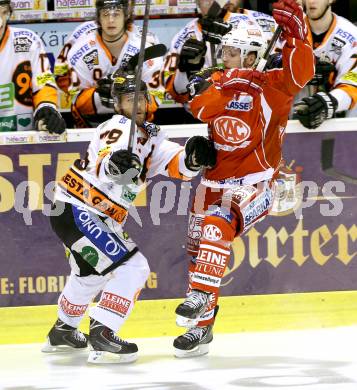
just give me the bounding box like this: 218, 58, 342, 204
303, 14, 357, 112
0, 26, 57, 131
66, 24, 164, 117
54, 20, 98, 78
55, 21, 158, 78
164, 10, 276, 102
55, 115, 197, 223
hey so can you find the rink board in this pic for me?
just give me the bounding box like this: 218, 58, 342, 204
2, 291, 357, 344
0, 120, 356, 343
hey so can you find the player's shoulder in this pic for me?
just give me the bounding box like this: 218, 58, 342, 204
227, 11, 252, 25
9, 26, 42, 49
334, 14, 357, 41
107, 114, 131, 129
94, 115, 130, 138
245, 9, 275, 21
228, 10, 276, 34
171, 18, 199, 50
70, 20, 98, 42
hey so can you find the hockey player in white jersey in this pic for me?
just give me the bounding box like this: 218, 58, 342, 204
64, 0, 165, 128
294, 0, 357, 128
163, 0, 276, 105
54, 20, 98, 92
42, 68, 216, 363
0, 0, 65, 132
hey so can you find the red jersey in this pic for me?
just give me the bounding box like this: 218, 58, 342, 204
190, 37, 315, 188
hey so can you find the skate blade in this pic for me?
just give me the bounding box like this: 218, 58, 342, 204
41, 338, 87, 353
88, 350, 138, 364
174, 344, 209, 358
176, 314, 199, 328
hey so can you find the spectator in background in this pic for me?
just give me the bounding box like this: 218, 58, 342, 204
54, 20, 97, 93
163, 0, 276, 106
294, 0, 357, 129
59, 0, 165, 128
0, 0, 65, 133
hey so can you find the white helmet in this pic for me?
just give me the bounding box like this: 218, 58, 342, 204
220, 24, 268, 67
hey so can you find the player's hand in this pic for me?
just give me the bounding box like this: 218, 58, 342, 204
196, 66, 222, 79
293, 92, 338, 129
96, 74, 114, 108
218, 68, 267, 98
107, 150, 142, 181
178, 38, 207, 75
201, 16, 232, 44
266, 53, 283, 69
34, 104, 66, 134
185, 136, 217, 170
308, 58, 336, 86
272, 0, 307, 40
187, 75, 211, 99
142, 121, 160, 137
186, 67, 221, 99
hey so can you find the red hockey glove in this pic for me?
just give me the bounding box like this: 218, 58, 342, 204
272, 0, 307, 41
217, 68, 266, 98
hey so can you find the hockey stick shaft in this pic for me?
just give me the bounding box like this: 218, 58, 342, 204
128, 0, 151, 153
255, 26, 282, 71
205, 0, 226, 68
210, 42, 217, 67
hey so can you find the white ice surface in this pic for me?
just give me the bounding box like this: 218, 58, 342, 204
1, 326, 357, 390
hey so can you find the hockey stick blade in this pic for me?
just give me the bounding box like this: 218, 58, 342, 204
126, 43, 167, 72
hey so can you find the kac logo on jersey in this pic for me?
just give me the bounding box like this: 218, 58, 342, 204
225, 95, 253, 112
214, 116, 251, 144
203, 224, 223, 241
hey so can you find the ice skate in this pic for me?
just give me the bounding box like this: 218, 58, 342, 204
88, 319, 138, 364
173, 325, 213, 358
175, 289, 210, 327
41, 319, 88, 353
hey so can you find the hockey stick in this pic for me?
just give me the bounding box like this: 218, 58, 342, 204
125, 43, 167, 72
255, 26, 282, 71
205, 0, 227, 68
128, 0, 151, 153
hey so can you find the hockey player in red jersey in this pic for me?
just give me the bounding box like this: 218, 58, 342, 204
0, 0, 65, 133
163, 0, 276, 106
173, 0, 315, 358
42, 68, 215, 364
